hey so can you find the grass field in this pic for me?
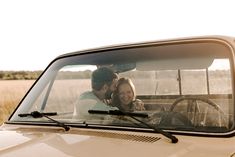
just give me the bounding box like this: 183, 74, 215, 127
0, 80, 35, 124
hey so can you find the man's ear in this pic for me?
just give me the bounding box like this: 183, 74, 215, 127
101, 84, 109, 91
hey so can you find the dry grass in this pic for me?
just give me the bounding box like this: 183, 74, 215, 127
0, 80, 35, 124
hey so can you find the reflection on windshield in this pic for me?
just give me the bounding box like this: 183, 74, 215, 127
209, 59, 230, 70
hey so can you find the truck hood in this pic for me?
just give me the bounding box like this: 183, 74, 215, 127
0, 124, 234, 157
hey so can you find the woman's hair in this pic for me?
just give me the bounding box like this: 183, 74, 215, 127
111, 77, 136, 109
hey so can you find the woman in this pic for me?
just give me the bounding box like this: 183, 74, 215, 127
112, 77, 145, 112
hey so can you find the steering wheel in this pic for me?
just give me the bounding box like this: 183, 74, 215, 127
169, 96, 226, 126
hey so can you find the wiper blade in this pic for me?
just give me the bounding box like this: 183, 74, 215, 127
88, 109, 178, 143
88, 109, 148, 118
18, 111, 57, 118
18, 111, 70, 131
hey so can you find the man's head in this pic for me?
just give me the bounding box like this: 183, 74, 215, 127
91, 67, 118, 99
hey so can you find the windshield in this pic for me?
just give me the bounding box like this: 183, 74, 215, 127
10, 40, 234, 134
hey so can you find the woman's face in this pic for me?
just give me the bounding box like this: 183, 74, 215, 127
118, 83, 134, 105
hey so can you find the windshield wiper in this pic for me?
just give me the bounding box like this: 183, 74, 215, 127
18, 111, 70, 131
88, 109, 178, 143
88, 109, 148, 117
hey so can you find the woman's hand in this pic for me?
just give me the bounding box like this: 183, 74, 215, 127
133, 99, 145, 111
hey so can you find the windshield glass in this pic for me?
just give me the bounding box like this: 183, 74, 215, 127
10, 40, 234, 134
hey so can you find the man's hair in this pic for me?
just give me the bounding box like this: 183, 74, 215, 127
91, 67, 117, 90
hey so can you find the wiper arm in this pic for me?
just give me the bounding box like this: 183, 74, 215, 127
88, 110, 178, 143
128, 114, 178, 143
18, 111, 70, 131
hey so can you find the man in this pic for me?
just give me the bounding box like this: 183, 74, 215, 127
73, 67, 118, 120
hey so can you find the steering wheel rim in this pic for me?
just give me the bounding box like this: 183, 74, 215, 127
170, 96, 224, 112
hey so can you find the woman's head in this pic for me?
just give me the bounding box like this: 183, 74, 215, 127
115, 78, 136, 106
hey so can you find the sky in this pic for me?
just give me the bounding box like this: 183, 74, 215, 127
0, 0, 235, 71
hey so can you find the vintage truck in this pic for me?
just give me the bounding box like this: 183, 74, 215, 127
1, 36, 235, 156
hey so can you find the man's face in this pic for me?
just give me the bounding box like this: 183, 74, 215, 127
105, 78, 118, 99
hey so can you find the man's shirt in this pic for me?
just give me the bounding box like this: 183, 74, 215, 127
73, 91, 117, 120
